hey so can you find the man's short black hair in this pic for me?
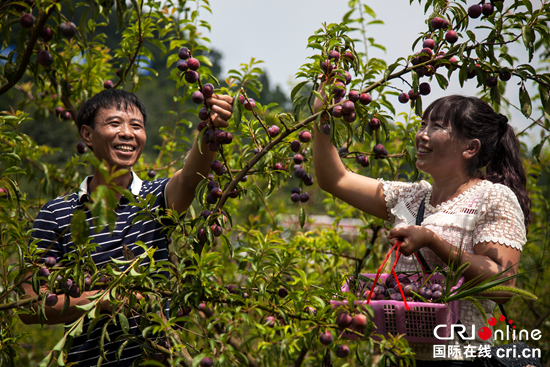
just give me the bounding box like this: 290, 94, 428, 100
75, 89, 148, 132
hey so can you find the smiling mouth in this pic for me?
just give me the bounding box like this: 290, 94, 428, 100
417, 147, 431, 153
114, 145, 135, 152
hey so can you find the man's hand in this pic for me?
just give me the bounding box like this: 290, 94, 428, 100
205, 94, 233, 128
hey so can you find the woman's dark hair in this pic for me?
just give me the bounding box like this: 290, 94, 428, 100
75, 89, 148, 132
423, 95, 532, 228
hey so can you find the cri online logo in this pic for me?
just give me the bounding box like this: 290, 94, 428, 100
434, 315, 542, 341
478, 315, 511, 340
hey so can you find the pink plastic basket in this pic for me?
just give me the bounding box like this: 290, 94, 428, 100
330, 273, 463, 343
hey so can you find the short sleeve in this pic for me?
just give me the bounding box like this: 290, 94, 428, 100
473, 184, 526, 251
379, 179, 431, 225
31, 204, 64, 261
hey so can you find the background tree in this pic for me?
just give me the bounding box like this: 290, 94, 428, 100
1, 0, 550, 366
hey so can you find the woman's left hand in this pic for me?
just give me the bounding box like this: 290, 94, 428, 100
387, 226, 436, 256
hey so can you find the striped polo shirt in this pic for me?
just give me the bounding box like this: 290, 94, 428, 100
32, 171, 171, 366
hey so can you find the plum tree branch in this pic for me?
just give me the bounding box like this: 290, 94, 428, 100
0, 3, 57, 96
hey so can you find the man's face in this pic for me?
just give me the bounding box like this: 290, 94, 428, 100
81, 106, 146, 171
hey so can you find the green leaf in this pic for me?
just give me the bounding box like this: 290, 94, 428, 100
519, 84, 532, 117
434, 73, 448, 90
118, 313, 129, 334
299, 206, 306, 228
291, 81, 309, 102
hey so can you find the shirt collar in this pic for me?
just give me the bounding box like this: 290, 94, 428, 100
78, 171, 143, 203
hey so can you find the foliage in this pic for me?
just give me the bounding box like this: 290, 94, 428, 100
1, 0, 550, 366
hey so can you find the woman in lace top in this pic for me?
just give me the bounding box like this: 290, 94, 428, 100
312, 95, 531, 365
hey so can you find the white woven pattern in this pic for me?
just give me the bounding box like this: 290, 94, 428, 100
379, 179, 526, 360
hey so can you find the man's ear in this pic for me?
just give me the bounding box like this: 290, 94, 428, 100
80, 125, 93, 149
462, 138, 481, 160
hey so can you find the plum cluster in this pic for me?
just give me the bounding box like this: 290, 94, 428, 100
361, 274, 445, 302
37, 257, 101, 306
288, 131, 314, 203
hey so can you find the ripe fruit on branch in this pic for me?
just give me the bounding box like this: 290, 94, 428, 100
0, 188, 7, 198
373, 143, 388, 157
328, 50, 340, 61
398, 93, 409, 104
445, 30, 458, 44
210, 159, 224, 172
244, 98, 255, 111
419, 82, 431, 95
68, 284, 81, 298
36, 50, 55, 70
213, 130, 227, 142
185, 70, 199, 83
44, 256, 56, 267
343, 112, 356, 123
355, 154, 369, 167
211, 224, 222, 237
45, 293, 58, 307
202, 83, 214, 98
40, 27, 53, 42
302, 173, 314, 186
368, 118, 381, 130
61, 111, 72, 121
273, 163, 284, 171
147, 170, 156, 178
293, 154, 304, 165
300, 192, 310, 202
343, 71, 352, 85
348, 90, 359, 102
178, 47, 190, 60
299, 131, 312, 143
321, 124, 330, 135
499, 70, 512, 81
176, 60, 188, 71
336, 345, 350, 358
267, 125, 280, 137
198, 108, 209, 121
265, 316, 276, 327
468, 4, 482, 18
341, 101, 355, 114
291, 193, 300, 202
20, 13, 35, 28
207, 141, 220, 152
59, 22, 77, 38
332, 105, 343, 118
191, 91, 204, 104
332, 82, 346, 97
359, 93, 372, 105
430, 17, 448, 30
336, 312, 352, 329
482, 3, 494, 16
485, 76, 498, 88
351, 313, 367, 332
187, 58, 200, 71
278, 287, 289, 298
422, 39, 435, 49
319, 331, 333, 345
104, 80, 114, 89
200, 357, 214, 367
290, 140, 301, 153
408, 90, 420, 100
343, 51, 354, 62
76, 141, 88, 154
38, 267, 50, 278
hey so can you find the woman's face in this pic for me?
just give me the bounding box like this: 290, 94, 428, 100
414, 118, 469, 178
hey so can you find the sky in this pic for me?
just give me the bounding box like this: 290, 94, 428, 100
200, 1, 545, 141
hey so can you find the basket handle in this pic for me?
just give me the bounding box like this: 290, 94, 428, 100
365, 241, 409, 310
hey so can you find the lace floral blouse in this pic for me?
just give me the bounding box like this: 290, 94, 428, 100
380, 179, 526, 361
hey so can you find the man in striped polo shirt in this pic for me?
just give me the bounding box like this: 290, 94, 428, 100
20, 89, 233, 366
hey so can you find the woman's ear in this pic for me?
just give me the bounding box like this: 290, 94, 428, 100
80, 125, 93, 149
462, 138, 481, 159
